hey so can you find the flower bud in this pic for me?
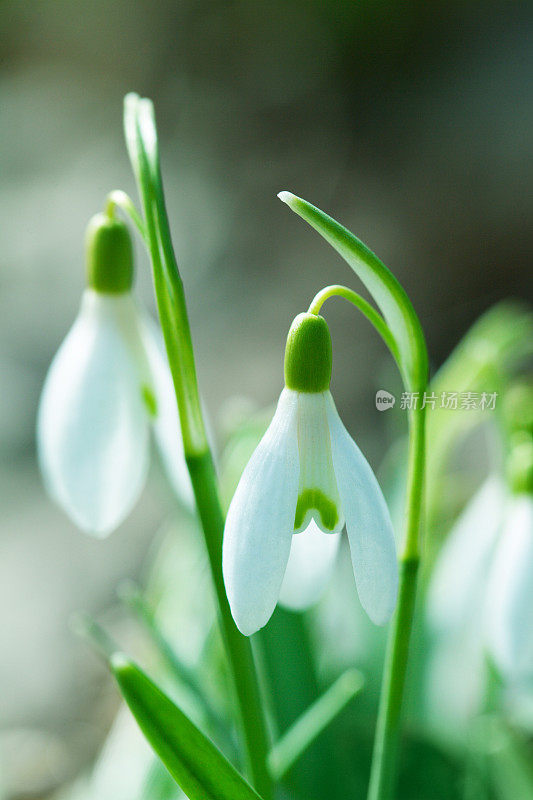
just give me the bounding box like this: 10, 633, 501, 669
284, 312, 332, 393
85, 212, 134, 294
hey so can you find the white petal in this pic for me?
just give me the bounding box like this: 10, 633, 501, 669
326, 392, 397, 625
485, 495, 533, 680
140, 318, 194, 509
37, 290, 150, 536
222, 388, 299, 635
279, 521, 341, 611
294, 392, 344, 534
427, 475, 505, 634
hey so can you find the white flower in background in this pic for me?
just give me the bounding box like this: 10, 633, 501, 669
428, 438, 533, 720
426, 476, 506, 725
427, 476, 505, 637
485, 493, 533, 681
222, 312, 398, 636
37, 212, 191, 537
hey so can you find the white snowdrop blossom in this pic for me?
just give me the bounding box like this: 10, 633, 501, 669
428, 471, 533, 704
222, 312, 398, 635
485, 493, 533, 681
37, 213, 191, 537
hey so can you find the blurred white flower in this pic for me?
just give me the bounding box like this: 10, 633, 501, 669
427, 476, 505, 636
427, 475, 533, 720
37, 288, 191, 536
485, 494, 533, 681
223, 312, 397, 636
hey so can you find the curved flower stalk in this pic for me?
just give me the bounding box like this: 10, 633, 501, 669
223, 312, 398, 635
38, 211, 192, 536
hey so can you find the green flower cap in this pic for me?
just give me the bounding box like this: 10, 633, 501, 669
284, 312, 332, 393
507, 433, 533, 495
86, 212, 134, 294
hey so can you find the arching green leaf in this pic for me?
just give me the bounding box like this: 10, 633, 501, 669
111, 654, 263, 800
278, 192, 428, 392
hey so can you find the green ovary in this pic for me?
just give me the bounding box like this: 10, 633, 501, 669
294, 488, 339, 531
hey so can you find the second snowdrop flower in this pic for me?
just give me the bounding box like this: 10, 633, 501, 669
223, 311, 398, 635
38, 211, 191, 537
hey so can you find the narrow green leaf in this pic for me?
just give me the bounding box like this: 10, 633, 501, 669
278, 191, 428, 392
268, 668, 364, 780
111, 654, 263, 800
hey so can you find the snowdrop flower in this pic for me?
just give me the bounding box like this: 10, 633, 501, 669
38, 212, 191, 537
426, 475, 506, 725
485, 492, 533, 680
427, 475, 506, 638
484, 434, 533, 682
428, 431, 533, 716
222, 311, 398, 635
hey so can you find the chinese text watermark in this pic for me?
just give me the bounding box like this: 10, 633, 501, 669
375, 390, 498, 412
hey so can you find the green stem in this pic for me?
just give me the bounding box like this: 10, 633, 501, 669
123, 94, 272, 798
187, 451, 272, 797
367, 406, 426, 800
308, 284, 400, 366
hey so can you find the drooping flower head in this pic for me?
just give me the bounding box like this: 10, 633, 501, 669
222, 311, 398, 635
37, 211, 192, 536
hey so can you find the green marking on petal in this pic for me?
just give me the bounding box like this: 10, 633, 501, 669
142, 384, 158, 417
294, 488, 339, 531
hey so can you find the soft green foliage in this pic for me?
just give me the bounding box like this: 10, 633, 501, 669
111, 654, 263, 800
66, 95, 533, 800
268, 668, 364, 780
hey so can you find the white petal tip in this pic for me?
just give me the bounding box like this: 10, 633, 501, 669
65, 506, 120, 539
366, 600, 396, 627
277, 190, 294, 204
360, 568, 399, 627
80, 525, 114, 540
233, 615, 265, 637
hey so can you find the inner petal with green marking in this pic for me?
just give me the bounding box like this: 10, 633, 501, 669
293, 392, 344, 534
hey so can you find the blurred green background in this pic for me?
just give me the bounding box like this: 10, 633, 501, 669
1, 1, 532, 796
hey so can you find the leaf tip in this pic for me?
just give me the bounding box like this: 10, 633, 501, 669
339, 667, 365, 697
110, 651, 131, 674
277, 190, 296, 205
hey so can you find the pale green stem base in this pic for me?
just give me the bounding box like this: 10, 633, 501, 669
367, 407, 426, 800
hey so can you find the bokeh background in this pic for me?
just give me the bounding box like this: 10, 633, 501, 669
1, 1, 533, 796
